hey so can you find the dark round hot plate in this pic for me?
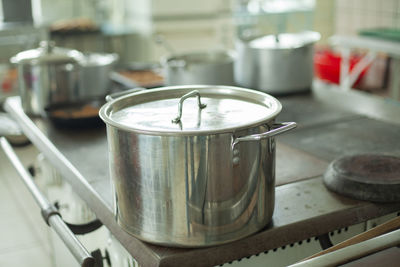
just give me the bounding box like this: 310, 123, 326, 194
323, 154, 400, 202
45, 100, 104, 129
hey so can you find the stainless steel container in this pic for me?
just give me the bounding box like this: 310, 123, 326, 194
99, 85, 296, 247
79, 53, 119, 99
11, 42, 119, 116
10, 41, 84, 116
234, 31, 321, 95
163, 50, 235, 86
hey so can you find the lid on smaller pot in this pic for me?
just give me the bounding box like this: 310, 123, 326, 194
10, 41, 83, 65
249, 31, 321, 49
100, 86, 282, 135
80, 53, 119, 67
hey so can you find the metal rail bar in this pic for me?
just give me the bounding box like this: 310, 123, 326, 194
0, 137, 95, 267
3, 97, 157, 266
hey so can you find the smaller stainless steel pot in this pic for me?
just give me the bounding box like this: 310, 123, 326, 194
162, 50, 235, 86
79, 53, 119, 99
11, 42, 119, 117
11, 41, 84, 116
235, 31, 321, 95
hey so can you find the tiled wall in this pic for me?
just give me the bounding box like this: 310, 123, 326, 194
335, 0, 400, 36
313, 0, 335, 44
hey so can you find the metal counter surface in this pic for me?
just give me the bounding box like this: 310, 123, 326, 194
4, 91, 400, 267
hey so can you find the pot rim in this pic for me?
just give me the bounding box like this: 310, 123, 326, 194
10, 41, 84, 65
99, 85, 282, 136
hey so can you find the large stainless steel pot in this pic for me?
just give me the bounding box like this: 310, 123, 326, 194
10, 41, 84, 116
99, 85, 296, 247
235, 31, 321, 95
162, 50, 235, 86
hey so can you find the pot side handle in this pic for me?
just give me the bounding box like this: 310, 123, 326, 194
232, 122, 297, 148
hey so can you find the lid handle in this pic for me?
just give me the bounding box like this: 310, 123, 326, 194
40, 40, 56, 53
172, 90, 207, 124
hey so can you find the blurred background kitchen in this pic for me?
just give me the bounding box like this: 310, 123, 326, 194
1, 0, 400, 267
0, 0, 400, 100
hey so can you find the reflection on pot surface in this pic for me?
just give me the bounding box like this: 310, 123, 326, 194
110, 127, 275, 246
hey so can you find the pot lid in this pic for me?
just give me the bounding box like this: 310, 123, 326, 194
10, 41, 83, 64
249, 31, 321, 49
100, 86, 282, 135
80, 53, 119, 67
